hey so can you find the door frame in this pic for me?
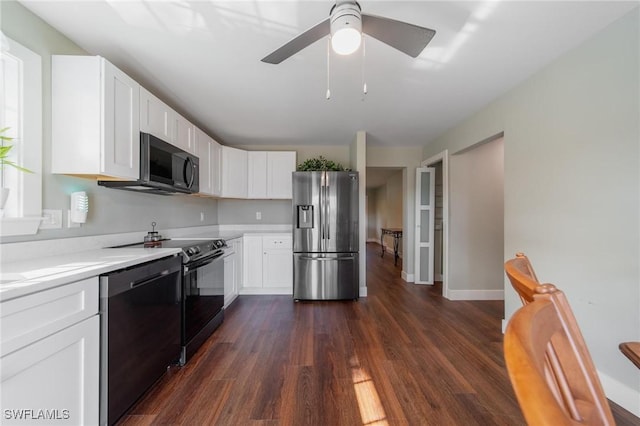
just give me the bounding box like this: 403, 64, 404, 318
422, 150, 449, 299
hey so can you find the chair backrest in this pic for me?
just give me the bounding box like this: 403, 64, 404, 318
505, 252, 549, 305
504, 287, 615, 426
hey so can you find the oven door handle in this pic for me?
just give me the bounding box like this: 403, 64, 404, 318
184, 253, 223, 272
130, 269, 171, 289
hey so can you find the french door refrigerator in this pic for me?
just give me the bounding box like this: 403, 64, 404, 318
292, 171, 359, 300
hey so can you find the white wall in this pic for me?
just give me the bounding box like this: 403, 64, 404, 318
423, 8, 640, 414
448, 138, 504, 299
366, 189, 378, 240
217, 199, 291, 225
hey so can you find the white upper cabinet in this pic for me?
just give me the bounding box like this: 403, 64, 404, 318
195, 127, 221, 196
139, 87, 172, 142
195, 127, 212, 195
247, 151, 268, 198
267, 152, 296, 199
211, 138, 222, 196
140, 87, 196, 154
246, 151, 296, 199
52, 56, 140, 179
172, 113, 196, 154
221, 146, 248, 198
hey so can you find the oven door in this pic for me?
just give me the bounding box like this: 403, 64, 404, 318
182, 252, 225, 363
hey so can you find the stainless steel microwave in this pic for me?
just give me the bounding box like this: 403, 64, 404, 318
99, 133, 199, 195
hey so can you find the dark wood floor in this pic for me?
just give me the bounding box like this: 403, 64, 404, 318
119, 243, 639, 425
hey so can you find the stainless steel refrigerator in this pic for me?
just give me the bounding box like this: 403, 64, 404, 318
292, 171, 359, 300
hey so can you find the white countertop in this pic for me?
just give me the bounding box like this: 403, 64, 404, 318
0, 224, 292, 302
0, 247, 181, 302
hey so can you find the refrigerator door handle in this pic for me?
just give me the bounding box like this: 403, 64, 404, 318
299, 256, 357, 261
320, 184, 324, 242
325, 182, 330, 240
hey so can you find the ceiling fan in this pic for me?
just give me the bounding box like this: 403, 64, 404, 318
261, 1, 436, 64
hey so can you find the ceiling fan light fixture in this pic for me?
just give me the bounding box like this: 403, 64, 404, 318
330, 2, 362, 55
331, 27, 361, 55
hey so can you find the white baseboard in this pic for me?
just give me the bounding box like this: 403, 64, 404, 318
447, 289, 504, 301
402, 271, 414, 282
359, 286, 368, 298
598, 370, 640, 417
239, 287, 292, 296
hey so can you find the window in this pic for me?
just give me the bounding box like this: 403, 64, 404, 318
0, 35, 42, 236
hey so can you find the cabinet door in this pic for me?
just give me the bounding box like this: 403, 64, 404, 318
242, 235, 263, 288
221, 146, 248, 198
267, 152, 296, 199
224, 253, 236, 307
195, 127, 212, 195
247, 151, 268, 198
211, 139, 222, 197
139, 87, 172, 142
1, 316, 99, 425
173, 113, 196, 154
263, 235, 293, 289
233, 239, 243, 295
102, 59, 140, 179
263, 249, 293, 288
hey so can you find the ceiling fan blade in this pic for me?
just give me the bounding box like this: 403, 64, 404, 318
261, 18, 331, 64
362, 13, 436, 58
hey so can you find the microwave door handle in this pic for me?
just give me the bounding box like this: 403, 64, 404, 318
184, 157, 196, 189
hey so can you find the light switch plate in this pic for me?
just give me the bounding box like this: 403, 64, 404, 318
40, 209, 62, 229
256, 211, 262, 220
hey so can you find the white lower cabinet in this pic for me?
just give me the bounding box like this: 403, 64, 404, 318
224, 238, 243, 308
242, 234, 292, 295
0, 278, 99, 425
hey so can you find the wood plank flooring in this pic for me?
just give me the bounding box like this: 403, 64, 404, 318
118, 243, 639, 425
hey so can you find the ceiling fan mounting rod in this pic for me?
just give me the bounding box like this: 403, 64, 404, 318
329, 1, 361, 17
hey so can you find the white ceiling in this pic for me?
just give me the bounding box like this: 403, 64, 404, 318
20, 1, 638, 148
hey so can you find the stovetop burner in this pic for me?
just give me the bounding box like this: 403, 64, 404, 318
110, 238, 227, 263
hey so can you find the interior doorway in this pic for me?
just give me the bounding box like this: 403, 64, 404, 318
424, 133, 505, 301
366, 167, 404, 272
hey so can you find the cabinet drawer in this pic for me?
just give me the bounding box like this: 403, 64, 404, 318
1, 277, 99, 357
263, 235, 292, 249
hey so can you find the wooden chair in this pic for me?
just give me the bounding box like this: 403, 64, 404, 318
504, 286, 616, 425
504, 252, 549, 305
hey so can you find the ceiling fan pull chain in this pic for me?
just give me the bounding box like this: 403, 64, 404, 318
362, 36, 367, 99
326, 37, 331, 100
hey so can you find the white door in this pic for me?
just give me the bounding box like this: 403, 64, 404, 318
414, 167, 435, 284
